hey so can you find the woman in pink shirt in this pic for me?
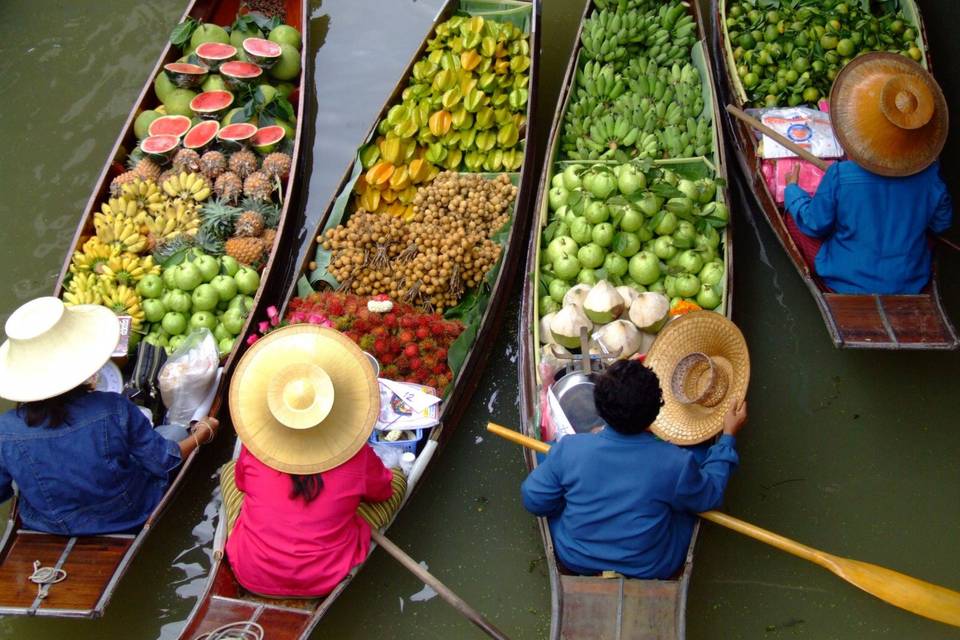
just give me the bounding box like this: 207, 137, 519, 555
221, 325, 406, 597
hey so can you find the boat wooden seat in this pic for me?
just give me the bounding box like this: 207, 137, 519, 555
559, 574, 683, 640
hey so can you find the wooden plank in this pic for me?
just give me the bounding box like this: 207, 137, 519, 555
255, 606, 315, 640
881, 295, 955, 346
187, 596, 260, 637
823, 294, 893, 346
560, 576, 621, 640
619, 579, 682, 639
560, 576, 682, 640
0, 533, 69, 609
39, 536, 132, 613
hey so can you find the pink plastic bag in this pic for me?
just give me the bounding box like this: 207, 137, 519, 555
762, 158, 835, 204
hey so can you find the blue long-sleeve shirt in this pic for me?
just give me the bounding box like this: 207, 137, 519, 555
521, 429, 738, 579
784, 161, 952, 294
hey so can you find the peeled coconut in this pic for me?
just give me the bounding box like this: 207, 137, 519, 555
550, 305, 593, 349
539, 312, 557, 344
615, 286, 641, 318
562, 283, 592, 308
628, 292, 671, 334
593, 319, 651, 359
583, 280, 625, 324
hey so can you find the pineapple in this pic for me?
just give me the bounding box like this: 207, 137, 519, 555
131, 157, 162, 182
214, 172, 243, 203
235, 211, 265, 237
109, 171, 139, 197
229, 150, 258, 179
225, 236, 264, 265
261, 152, 292, 180
199, 199, 242, 243
239, 197, 280, 228
243, 171, 273, 202
199, 151, 227, 180
172, 148, 201, 173
261, 228, 278, 249
195, 227, 225, 256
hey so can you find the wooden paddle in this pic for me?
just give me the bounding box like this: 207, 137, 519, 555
486, 422, 960, 628
725, 103, 960, 254
369, 529, 512, 640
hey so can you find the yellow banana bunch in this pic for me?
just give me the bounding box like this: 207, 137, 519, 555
96, 216, 148, 254
99, 252, 159, 286
63, 272, 103, 306
99, 281, 144, 328
162, 171, 211, 203
120, 179, 165, 214
69, 237, 119, 275
96, 195, 148, 229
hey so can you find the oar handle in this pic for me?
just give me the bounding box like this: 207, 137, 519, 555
369, 529, 512, 640
488, 423, 550, 453
725, 104, 830, 171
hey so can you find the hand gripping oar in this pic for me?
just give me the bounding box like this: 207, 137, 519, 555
725, 103, 960, 253
487, 422, 960, 628
369, 529, 512, 640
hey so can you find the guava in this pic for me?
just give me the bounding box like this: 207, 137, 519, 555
268, 25, 302, 50
190, 24, 230, 50
134, 110, 162, 139
163, 88, 198, 117
269, 43, 301, 81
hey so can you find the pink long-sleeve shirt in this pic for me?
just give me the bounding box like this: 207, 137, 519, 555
226, 444, 394, 597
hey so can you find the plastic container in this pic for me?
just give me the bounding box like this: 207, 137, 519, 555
369, 427, 423, 455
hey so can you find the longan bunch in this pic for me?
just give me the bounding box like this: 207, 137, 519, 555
321, 172, 517, 312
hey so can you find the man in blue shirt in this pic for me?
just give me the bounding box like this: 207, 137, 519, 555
521, 360, 746, 579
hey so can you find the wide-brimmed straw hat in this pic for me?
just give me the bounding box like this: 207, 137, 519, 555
0, 297, 120, 403
229, 324, 380, 474
644, 312, 750, 445
830, 52, 947, 177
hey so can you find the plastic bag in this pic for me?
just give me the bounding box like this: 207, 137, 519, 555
159, 328, 219, 426
759, 106, 843, 159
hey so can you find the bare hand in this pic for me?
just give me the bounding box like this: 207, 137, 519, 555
722, 399, 747, 437
193, 417, 221, 444
786, 164, 801, 185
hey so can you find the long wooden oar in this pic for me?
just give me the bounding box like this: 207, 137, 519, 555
486, 422, 960, 628
369, 529, 512, 640
726, 103, 960, 253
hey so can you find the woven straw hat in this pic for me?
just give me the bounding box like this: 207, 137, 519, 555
0, 297, 120, 403
229, 324, 380, 474
644, 312, 750, 445
830, 52, 947, 177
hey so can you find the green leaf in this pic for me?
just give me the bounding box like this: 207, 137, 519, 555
170, 18, 199, 47
649, 183, 683, 198
244, 11, 279, 33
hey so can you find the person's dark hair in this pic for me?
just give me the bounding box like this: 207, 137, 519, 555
16, 384, 93, 428
290, 473, 324, 503
593, 360, 664, 435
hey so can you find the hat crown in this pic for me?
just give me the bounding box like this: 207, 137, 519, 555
5, 297, 64, 342
284, 379, 316, 410
880, 74, 934, 130
266, 362, 335, 430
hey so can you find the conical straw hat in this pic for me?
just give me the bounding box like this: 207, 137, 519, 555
229, 324, 380, 474
0, 297, 120, 402
644, 312, 750, 445
830, 52, 947, 177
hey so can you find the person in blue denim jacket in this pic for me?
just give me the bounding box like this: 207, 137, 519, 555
0, 297, 219, 536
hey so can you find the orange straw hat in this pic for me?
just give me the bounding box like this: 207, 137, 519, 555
830, 52, 948, 177
643, 312, 750, 445
229, 324, 380, 474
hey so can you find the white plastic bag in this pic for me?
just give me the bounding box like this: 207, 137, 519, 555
159, 328, 219, 426
760, 107, 843, 159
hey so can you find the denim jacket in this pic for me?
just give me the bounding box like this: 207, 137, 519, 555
0, 391, 182, 535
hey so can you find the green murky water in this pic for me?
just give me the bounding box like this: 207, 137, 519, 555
0, 0, 957, 638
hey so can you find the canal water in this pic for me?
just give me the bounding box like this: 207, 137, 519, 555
0, 0, 957, 638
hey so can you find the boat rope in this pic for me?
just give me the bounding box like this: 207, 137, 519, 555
29, 560, 67, 600
192, 621, 264, 640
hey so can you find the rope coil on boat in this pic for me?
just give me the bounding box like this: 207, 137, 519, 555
29, 560, 67, 599
192, 621, 264, 640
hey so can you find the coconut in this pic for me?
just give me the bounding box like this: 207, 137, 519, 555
562, 283, 592, 308
550, 305, 592, 349
628, 292, 671, 334
539, 312, 556, 345
583, 280, 625, 324
593, 319, 651, 359
615, 286, 641, 318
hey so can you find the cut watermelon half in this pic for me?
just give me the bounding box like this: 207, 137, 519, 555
218, 122, 258, 149
251, 125, 286, 154
140, 135, 180, 161
242, 38, 282, 69
195, 42, 237, 70
190, 91, 235, 119
147, 115, 192, 138
163, 62, 209, 89
220, 61, 262, 90
183, 120, 220, 150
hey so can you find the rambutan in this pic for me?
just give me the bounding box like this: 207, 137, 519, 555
383, 364, 400, 379
327, 298, 344, 316
359, 334, 376, 351
353, 319, 370, 334
415, 326, 430, 340
384, 313, 398, 328
395, 355, 410, 371
435, 348, 448, 361
399, 316, 416, 329
373, 338, 389, 356
430, 321, 447, 337
404, 344, 418, 357
371, 326, 389, 338
334, 316, 351, 331
399, 330, 415, 344
433, 363, 447, 375
409, 357, 422, 371
380, 353, 395, 365
426, 376, 439, 389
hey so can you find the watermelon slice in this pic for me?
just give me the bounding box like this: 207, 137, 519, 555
220, 61, 262, 89
218, 122, 258, 149
147, 115, 192, 138
190, 91, 235, 119
242, 38, 282, 69
195, 42, 237, 70
140, 135, 180, 162
251, 125, 286, 154
163, 62, 209, 89
183, 121, 220, 150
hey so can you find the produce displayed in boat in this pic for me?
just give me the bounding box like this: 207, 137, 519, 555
541, 162, 727, 316
353, 14, 530, 217
60, 11, 302, 356
560, 0, 711, 161
724, 0, 922, 107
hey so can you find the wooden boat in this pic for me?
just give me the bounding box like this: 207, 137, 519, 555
712, 0, 958, 350
0, 0, 308, 618
517, 1, 734, 638
176, 1, 541, 638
